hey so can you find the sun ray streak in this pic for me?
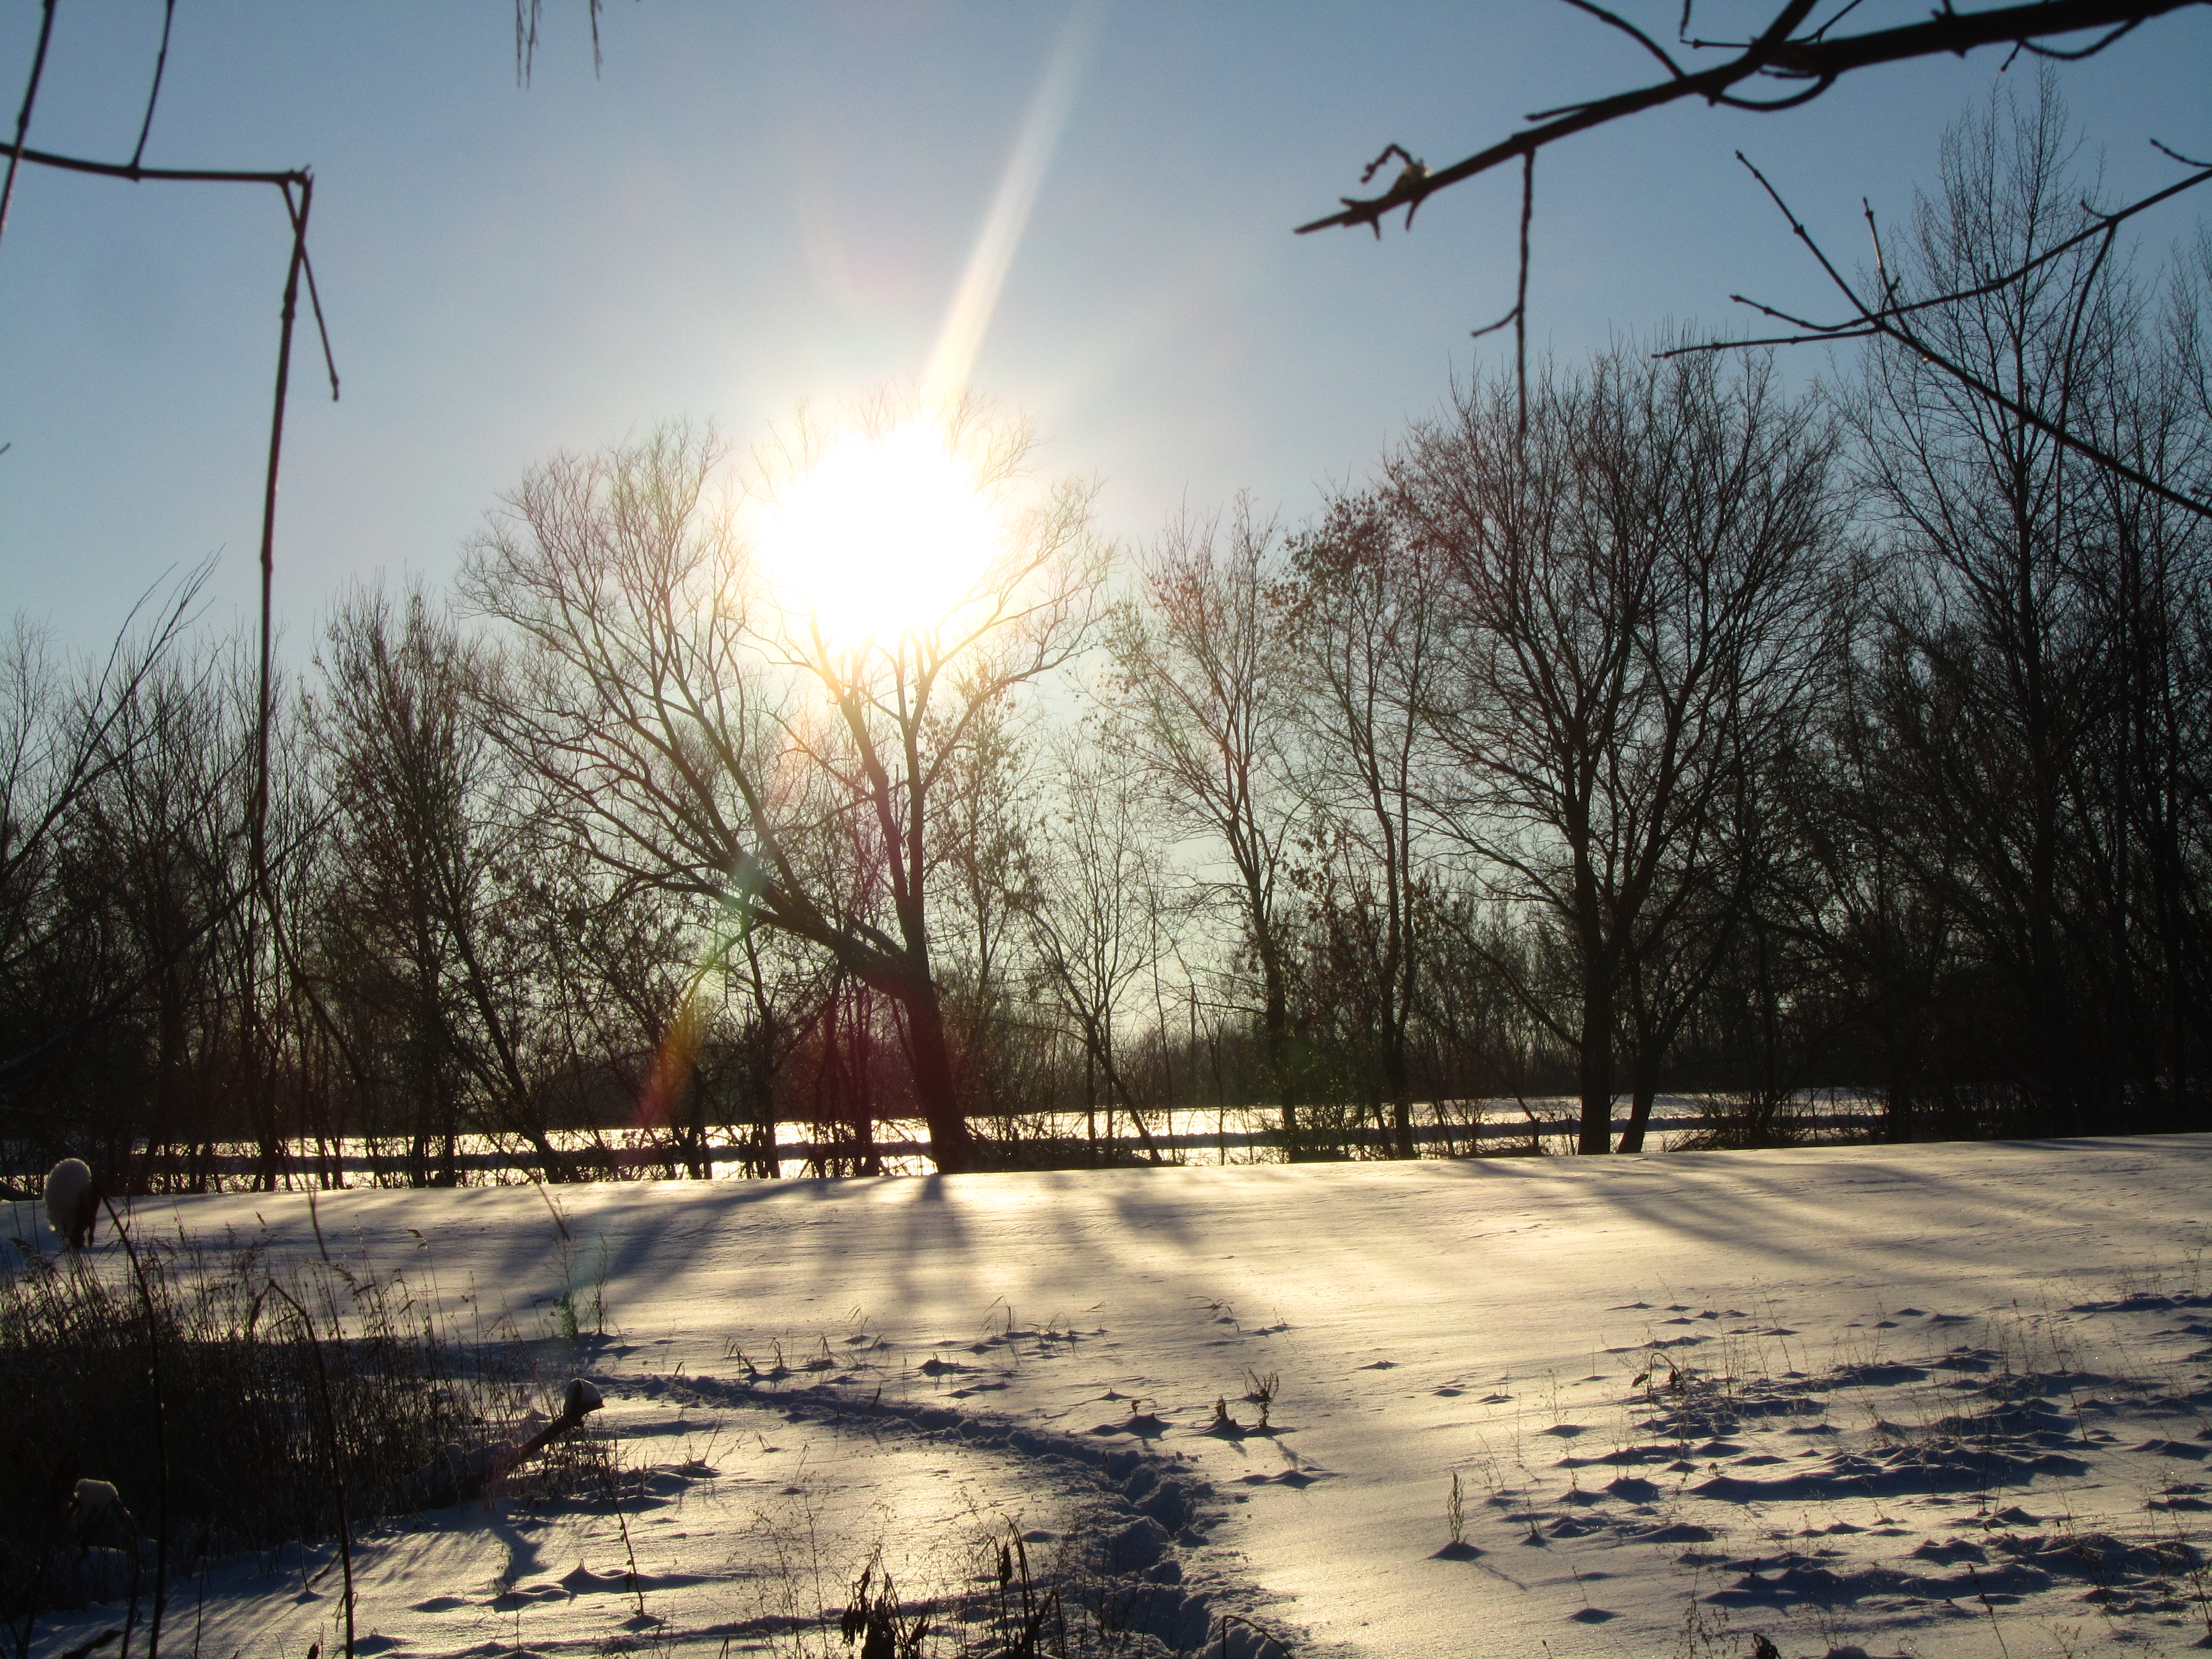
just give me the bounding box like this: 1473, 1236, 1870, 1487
922, 0, 1105, 409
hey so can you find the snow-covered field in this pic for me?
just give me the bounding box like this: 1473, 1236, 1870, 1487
14, 1135, 2212, 1658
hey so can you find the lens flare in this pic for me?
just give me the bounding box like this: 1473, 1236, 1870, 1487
636, 866, 762, 1142
755, 419, 1005, 643
923, 0, 1103, 408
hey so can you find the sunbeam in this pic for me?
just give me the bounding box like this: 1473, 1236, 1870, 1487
922, 0, 1105, 410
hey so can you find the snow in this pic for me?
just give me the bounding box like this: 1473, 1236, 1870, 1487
14, 1134, 2212, 1657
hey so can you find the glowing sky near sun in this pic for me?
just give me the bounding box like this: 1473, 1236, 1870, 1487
755, 418, 1007, 643
749, 3, 1099, 645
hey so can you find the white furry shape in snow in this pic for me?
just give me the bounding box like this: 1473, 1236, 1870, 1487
44, 1157, 97, 1250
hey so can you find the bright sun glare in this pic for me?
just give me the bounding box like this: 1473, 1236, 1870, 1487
756, 420, 1005, 644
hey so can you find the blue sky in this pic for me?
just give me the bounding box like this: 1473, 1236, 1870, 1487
3, 2, 2207, 654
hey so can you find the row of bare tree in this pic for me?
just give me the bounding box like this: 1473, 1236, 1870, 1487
4, 86, 2207, 1186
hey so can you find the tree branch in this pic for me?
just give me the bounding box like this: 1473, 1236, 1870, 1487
130, 0, 179, 172
1661, 150, 2212, 519
0, 0, 59, 264
1296, 1, 2203, 236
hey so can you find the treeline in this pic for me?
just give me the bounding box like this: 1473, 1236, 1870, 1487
4, 87, 2208, 1186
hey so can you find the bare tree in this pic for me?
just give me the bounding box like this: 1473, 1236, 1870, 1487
71, 636, 262, 1183
929, 693, 1043, 1126
461, 413, 1102, 1173
1018, 729, 1171, 1164
0, 571, 313, 1195
1395, 344, 1844, 1153
1283, 494, 1451, 1156
1109, 505, 1306, 1143
1774, 583, 1967, 1141
1839, 80, 2212, 1128
0, 572, 215, 1082
310, 585, 571, 1180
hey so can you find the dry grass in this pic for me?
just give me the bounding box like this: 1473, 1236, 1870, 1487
1, 1217, 615, 1619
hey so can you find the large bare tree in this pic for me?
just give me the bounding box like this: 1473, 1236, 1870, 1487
461, 413, 1101, 1173
309, 585, 573, 1181
1018, 728, 1172, 1164
1840, 80, 2212, 1128
1395, 344, 1845, 1153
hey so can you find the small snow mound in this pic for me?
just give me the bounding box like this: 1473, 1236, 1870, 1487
2139, 1437, 2209, 1459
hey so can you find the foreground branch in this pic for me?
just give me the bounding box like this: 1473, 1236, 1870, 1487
1298, 1, 2205, 236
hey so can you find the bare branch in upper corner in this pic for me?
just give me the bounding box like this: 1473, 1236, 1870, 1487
1297, 1, 2206, 238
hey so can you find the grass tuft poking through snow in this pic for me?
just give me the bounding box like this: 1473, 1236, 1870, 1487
1, 1223, 619, 1626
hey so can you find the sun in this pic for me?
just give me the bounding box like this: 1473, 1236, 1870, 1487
755, 418, 1007, 644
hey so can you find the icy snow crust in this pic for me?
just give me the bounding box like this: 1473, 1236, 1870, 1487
14, 1134, 2212, 1658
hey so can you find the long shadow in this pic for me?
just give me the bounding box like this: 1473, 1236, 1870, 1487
1412, 1137, 2204, 1280
142, 1138, 2211, 1390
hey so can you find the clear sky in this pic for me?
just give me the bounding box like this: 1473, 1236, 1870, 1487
3, 2, 2208, 656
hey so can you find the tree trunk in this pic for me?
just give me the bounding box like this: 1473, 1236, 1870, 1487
1261, 943, 1296, 1147
1098, 1041, 1166, 1166
1617, 1054, 1657, 1154
903, 980, 975, 1174
1884, 1030, 1915, 1145
1577, 971, 1615, 1155
1382, 987, 1414, 1159
852, 990, 882, 1177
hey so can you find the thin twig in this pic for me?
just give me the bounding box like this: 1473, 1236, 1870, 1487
1716, 152, 2212, 338
1804, 0, 1873, 44
0, 0, 60, 263
1662, 151, 2212, 519
8, 143, 305, 188
282, 183, 341, 403
2022, 14, 2143, 53
516, 0, 540, 86
611, 1428, 647, 1619
265, 1281, 356, 1659
1513, 151, 1532, 444
1560, 0, 1688, 77
130, 0, 179, 172
1466, 152, 1536, 444
252, 175, 311, 1063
